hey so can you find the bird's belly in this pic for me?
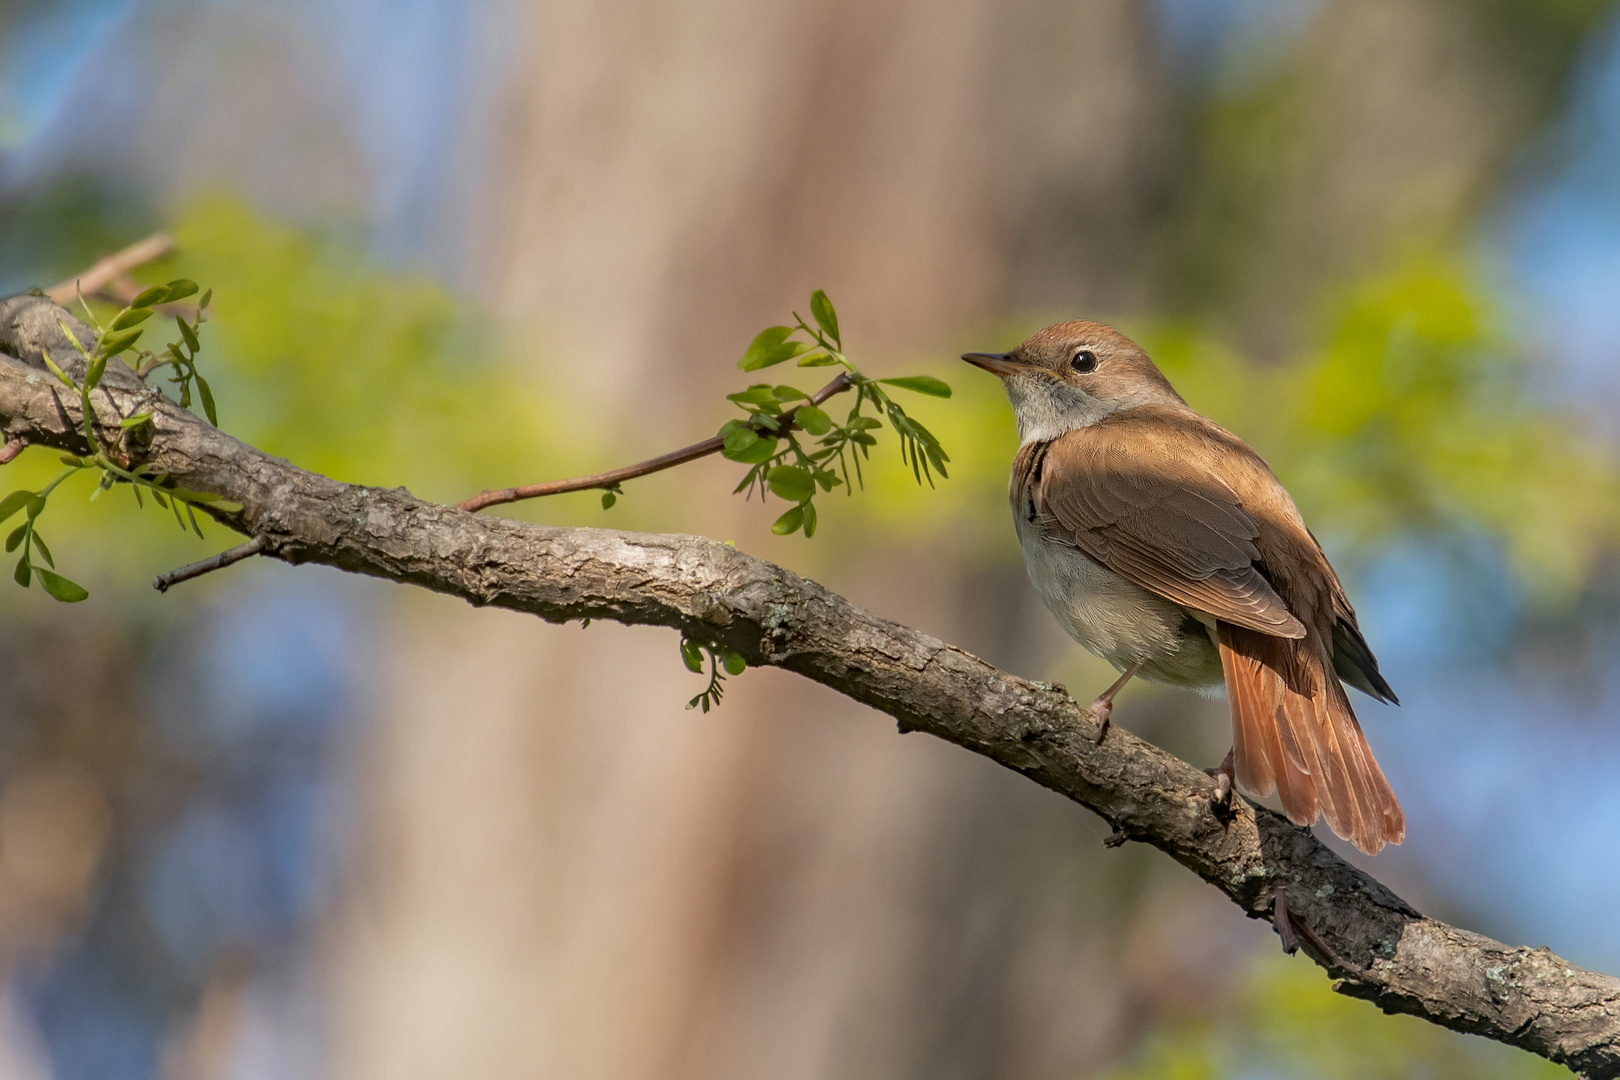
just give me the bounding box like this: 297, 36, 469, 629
1015, 520, 1223, 690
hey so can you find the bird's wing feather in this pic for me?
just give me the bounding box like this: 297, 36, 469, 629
1030, 415, 1306, 638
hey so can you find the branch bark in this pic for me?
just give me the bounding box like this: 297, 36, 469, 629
2, 293, 1617, 1077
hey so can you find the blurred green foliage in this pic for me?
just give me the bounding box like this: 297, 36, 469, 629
147, 198, 556, 496
1148, 254, 1620, 603
0, 197, 561, 601
1100, 953, 1570, 1080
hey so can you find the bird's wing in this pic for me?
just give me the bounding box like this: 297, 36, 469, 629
1027, 409, 1305, 639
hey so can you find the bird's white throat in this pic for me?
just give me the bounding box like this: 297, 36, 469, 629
1004, 374, 1157, 445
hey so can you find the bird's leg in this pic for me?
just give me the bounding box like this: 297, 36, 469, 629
1206, 748, 1235, 808
1089, 662, 1143, 744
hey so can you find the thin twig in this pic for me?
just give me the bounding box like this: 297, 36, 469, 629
0, 436, 26, 465
153, 535, 265, 592
458, 371, 855, 514
46, 233, 176, 307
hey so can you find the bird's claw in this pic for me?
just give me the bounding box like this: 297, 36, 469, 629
1273, 886, 1299, 954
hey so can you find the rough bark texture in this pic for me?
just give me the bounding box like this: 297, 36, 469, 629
3, 293, 1617, 1076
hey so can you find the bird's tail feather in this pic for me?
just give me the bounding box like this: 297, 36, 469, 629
1218, 622, 1404, 855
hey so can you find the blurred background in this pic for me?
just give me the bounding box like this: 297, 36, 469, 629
1, 0, 1619, 1076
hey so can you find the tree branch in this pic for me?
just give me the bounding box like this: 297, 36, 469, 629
1, 292, 1616, 1077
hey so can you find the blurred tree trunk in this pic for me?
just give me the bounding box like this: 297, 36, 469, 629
325, 1, 1602, 1077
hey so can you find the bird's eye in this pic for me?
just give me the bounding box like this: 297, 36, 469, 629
1071, 350, 1098, 374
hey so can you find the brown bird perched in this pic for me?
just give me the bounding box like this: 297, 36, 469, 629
964, 321, 1404, 855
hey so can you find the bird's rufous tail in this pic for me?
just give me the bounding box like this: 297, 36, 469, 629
1217, 622, 1404, 855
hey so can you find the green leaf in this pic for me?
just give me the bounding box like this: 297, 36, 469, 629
5, 523, 26, 552
29, 531, 52, 568
766, 465, 815, 503
810, 290, 840, 345
0, 490, 35, 524
196, 375, 218, 425
177, 318, 200, 353
131, 285, 170, 308
25, 495, 45, 520
721, 434, 777, 464
110, 307, 154, 331
722, 652, 746, 676
680, 637, 705, 673
601, 490, 617, 509
738, 326, 794, 371
119, 413, 153, 429
97, 326, 143, 357
56, 319, 91, 359
877, 375, 952, 398
771, 505, 805, 535
772, 385, 806, 401
199, 288, 213, 311
14, 555, 29, 588
84, 355, 107, 391
39, 349, 75, 388
161, 279, 200, 303
801, 499, 818, 538
797, 352, 838, 367
792, 404, 832, 435
726, 385, 780, 407
722, 427, 760, 456
36, 569, 87, 603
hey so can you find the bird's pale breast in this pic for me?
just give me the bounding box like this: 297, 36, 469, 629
1011, 478, 1224, 690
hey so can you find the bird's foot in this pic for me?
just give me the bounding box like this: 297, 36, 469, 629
1085, 662, 1142, 744
1205, 748, 1236, 815
1088, 698, 1113, 744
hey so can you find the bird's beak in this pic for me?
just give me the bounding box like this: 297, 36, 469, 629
961, 352, 1026, 378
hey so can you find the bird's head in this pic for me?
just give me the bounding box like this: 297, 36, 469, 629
962, 320, 1184, 444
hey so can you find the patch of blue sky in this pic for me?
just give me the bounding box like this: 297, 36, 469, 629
1376, 650, 1620, 973
1152, 0, 1327, 82
303, 0, 516, 265
0, 0, 138, 154
1504, 11, 1620, 403
1, 0, 512, 271
22, 949, 161, 1080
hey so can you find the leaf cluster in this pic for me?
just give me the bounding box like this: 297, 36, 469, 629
718, 290, 951, 537
679, 635, 747, 712
6, 279, 236, 602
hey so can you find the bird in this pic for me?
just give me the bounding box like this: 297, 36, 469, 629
963, 321, 1404, 855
